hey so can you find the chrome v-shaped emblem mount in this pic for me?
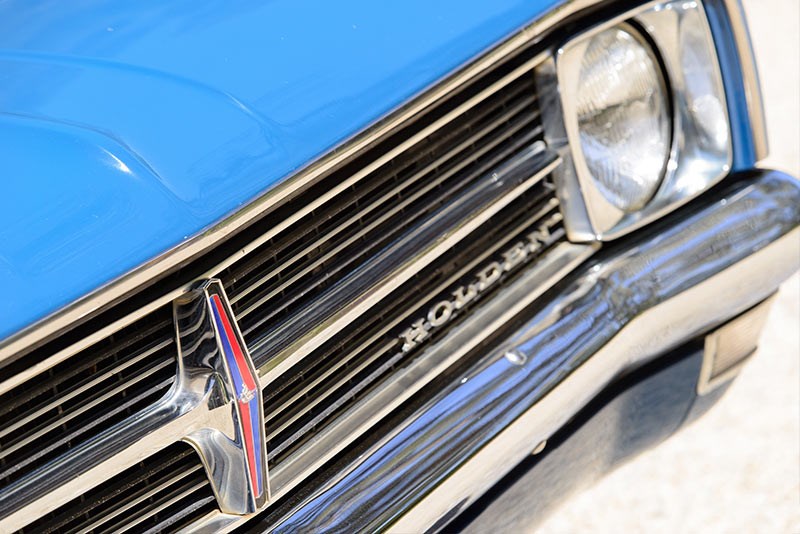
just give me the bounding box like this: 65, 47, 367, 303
173, 279, 270, 514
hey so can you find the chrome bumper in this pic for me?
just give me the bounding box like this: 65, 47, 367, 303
239, 170, 799, 533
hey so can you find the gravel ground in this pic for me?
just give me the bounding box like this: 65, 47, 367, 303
535, 1, 800, 532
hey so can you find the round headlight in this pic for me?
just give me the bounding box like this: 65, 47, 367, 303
575, 25, 671, 212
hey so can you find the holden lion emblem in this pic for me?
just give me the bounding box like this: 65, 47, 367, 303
174, 279, 270, 514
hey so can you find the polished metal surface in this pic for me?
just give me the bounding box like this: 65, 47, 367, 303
269, 240, 596, 498
542, 0, 733, 240
256, 147, 560, 384
721, 0, 769, 161
1, 281, 269, 530
232, 169, 797, 534
175, 280, 270, 514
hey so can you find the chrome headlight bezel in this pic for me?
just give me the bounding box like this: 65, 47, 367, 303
538, 0, 732, 241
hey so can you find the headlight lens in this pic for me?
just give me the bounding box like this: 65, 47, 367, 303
575, 25, 671, 212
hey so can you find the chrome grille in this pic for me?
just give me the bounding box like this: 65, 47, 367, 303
0, 25, 572, 533
214, 68, 551, 464
262, 182, 561, 464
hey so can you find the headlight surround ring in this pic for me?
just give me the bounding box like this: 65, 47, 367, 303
539, 0, 732, 241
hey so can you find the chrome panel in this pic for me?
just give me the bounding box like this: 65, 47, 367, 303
180, 241, 598, 534
247, 169, 797, 533
0, 358, 172, 471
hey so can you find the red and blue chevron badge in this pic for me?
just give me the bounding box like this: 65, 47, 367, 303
208, 294, 266, 501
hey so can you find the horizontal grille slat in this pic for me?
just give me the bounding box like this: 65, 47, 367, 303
227, 89, 538, 308
0, 358, 174, 479
224, 74, 541, 329
0, 338, 172, 442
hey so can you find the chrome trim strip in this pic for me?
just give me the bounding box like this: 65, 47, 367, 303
0, 0, 595, 362
258, 169, 798, 534
239, 125, 546, 338
0, 338, 171, 441
0, 305, 176, 397
76, 464, 204, 534
721, 0, 769, 161
116, 479, 209, 534
0, 358, 173, 465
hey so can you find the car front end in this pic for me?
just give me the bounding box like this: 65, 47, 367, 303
0, 0, 797, 532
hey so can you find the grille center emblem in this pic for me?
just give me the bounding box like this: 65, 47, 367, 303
174, 279, 270, 515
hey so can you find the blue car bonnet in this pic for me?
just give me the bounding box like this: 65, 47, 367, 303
0, 0, 561, 341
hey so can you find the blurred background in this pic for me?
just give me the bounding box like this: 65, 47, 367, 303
535, 0, 800, 532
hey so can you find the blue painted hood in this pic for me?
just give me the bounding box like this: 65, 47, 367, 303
0, 0, 560, 341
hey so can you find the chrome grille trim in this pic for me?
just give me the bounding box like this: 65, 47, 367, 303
77, 464, 204, 534
270, 240, 595, 491
0, 337, 171, 442
238, 123, 546, 341
20, 443, 215, 534
0, 400, 204, 531
0, 361, 173, 481
263, 195, 563, 456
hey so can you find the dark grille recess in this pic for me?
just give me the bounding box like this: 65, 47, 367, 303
0, 305, 176, 490
18, 443, 214, 534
